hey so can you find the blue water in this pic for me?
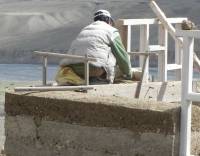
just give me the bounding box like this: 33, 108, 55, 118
0, 64, 199, 81
0, 64, 58, 81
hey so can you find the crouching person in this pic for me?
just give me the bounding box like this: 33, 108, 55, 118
56, 10, 132, 85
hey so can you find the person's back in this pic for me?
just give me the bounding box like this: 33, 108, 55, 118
56, 10, 132, 85
60, 20, 117, 81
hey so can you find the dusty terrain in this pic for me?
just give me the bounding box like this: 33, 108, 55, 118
0, 0, 200, 63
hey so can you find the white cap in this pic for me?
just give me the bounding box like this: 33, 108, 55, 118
94, 10, 112, 18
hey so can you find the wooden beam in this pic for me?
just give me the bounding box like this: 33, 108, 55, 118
149, 1, 183, 46
139, 24, 149, 83
179, 36, 194, 156
194, 53, 200, 69
150, 0, 200, 72
167, 64, 182, 70
176, 30, 200, 38
175, 23, 183, 80
34, 51, 97, 62
187, 92, 200, 102
127, 25, 132, 52
148, 45, 165, 51
15, 86, 94, 92
158, 24, 168, 81
135, 54, 149, 98
84, 55, 89, 86
117, 18, 187, 26
42, 56, 47, 85
128, 52, 158, 56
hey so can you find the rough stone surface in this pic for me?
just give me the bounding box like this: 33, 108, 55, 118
4, 90, 200, 156
5, 91, 180, 135
5, 115, 180, 156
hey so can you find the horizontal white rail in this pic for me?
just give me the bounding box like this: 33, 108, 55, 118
15, 86, 94, 92
167, 64, 182, 70
177, 30, 200, 38
117, 17, 187, 26
116, 16, 187, 82
128, 52, 158, 55
34, 51, 97, 62
187, 92, 200, 102
34, 51, 96, 86
148, 45, 166, 51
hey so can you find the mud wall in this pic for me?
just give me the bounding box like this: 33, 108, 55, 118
4, 90, 200, 156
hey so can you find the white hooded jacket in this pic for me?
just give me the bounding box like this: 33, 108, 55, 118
60, 21, 118, 81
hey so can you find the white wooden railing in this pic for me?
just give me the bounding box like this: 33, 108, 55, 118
34, 51, 97, 86
15, 51, 97, 92
176, 30, 200, 156
116, 17, 187, 82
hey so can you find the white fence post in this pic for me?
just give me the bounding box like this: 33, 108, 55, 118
139, 24, 149, 82
175, 23, 183, 80
84, 54, 89, 86
179, 36, 194, 156
42, 56, 47, 85
127, 25, 132, 52
127, 25, 132, 63
158, 24, 168, 81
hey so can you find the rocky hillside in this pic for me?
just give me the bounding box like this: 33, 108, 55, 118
0, 0, 199, 63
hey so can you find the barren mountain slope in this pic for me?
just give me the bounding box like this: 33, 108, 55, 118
0, 0, 199, 63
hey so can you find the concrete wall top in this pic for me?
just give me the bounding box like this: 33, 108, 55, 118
4, 82, 200, 156
5, 90, 181, 135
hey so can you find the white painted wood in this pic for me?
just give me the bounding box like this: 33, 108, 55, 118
150, 1, 200, 78
127, 25, 132, 52
175, 24, 182, 80
176, 31, 200, 75
148, 45, 165, 51
167, 64, 182, 70
118, 18, 187, 26
139, 25, 146, 67
139, 24, 149, 83
158, 25, 168, 81
128, 52, 158, 56
151, 1, 200, 75
141, 55, 149, 83
84, 54, 89, 85
149, 1, 183, 47
135, 54, 149, 98
194, 53, 200, 69
126, 25, 132, 62
34, 51, 97, 86
42, 56, 47, 86
187, 92, 200, 102
117, 16, 197, 84
176, 30, 200, 38
34, 51, 97, 62
15, 86, 94, 92
179, 36, 194, 156
180, 97, 192, 156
